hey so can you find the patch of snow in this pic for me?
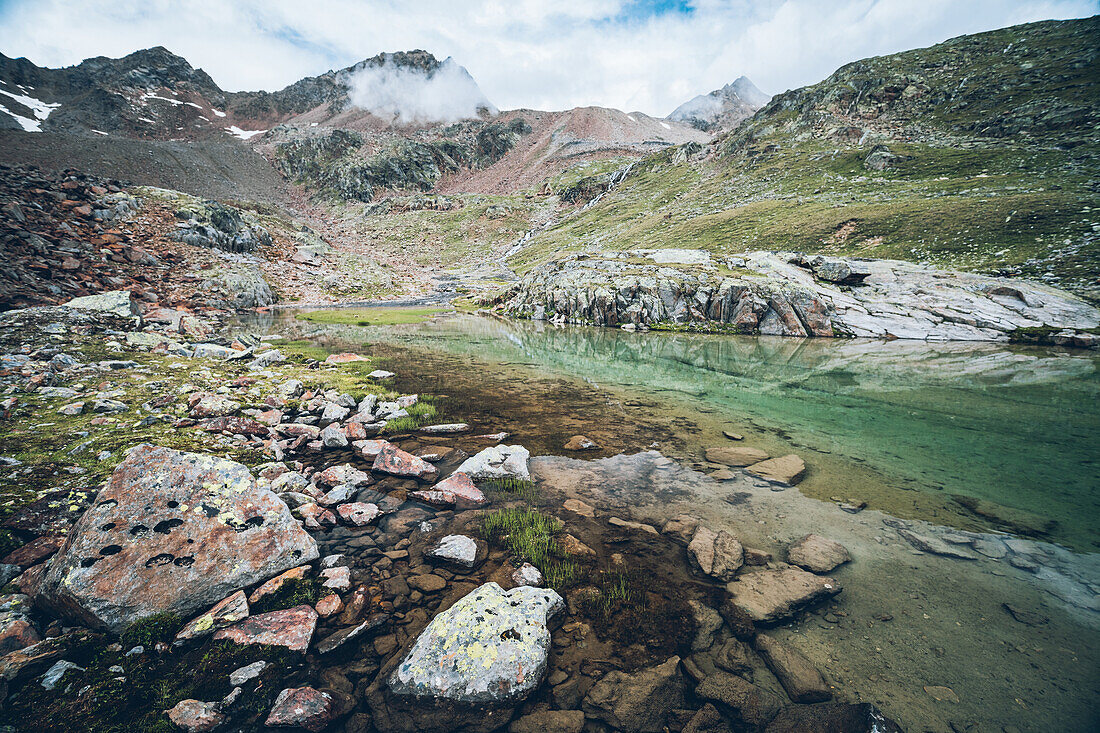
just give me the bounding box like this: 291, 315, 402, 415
225, 126, 267, 140
627, 115, 637, 123
659, 121, 671, 130
310, 122, 318, 127
141, 93, 184, 106
184, 101, 203, 110
0, 87, 60, 126
0, 102, 42, 132
137, 116, 156, 124
91, 129, 108, 136
211, 109, 227, 118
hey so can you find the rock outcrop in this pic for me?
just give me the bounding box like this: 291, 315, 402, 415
497, 250, 1100, 344
37, 444, 318, 632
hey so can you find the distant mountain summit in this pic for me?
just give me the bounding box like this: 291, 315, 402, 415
668, 76, 770, 133
0, 47, 495, 139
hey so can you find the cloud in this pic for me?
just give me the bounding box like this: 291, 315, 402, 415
344, 56, 497, 124
0, 0, 1095, 116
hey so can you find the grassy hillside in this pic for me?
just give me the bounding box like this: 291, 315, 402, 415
505, 17, 1100, 300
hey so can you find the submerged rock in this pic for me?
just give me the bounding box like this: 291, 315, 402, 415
582, 655, 683, 732
754, 634, 832, 703
38, 445, 318, 632
786, 534, 850, 574
694, 672, 783, 728
746, 454, 806, 486
372, 582, 563, 732
726, 566, 841, 624
705, 446, 769, 467
763, 702, 903, 733
688, 526, 744, 581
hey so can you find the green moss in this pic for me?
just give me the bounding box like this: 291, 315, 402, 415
296, 307, 450, 326
120, 612, 184, 648
251, 576, 322, 614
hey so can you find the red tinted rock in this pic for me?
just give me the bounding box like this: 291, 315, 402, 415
372, 443, 437, 481
213, 605, 318, 653
167, 699, 225, 733
188, 395, 240, 419
295, 503, 337, 530
2, 535, 63, 568
265, 686, 335, 732
357, 439, 390, 458
255, 409, 283, 427
202, 416, 268, 436
38, 445, 318, 632
315, 593, 343, 618
13, 564, 47, 597
249, 566, 309, 604
317, 464, 372, 488
0, 615, 39, 654
336, 502, 380, 526
408, 472, 486, 509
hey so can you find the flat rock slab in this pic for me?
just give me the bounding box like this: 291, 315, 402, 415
726, 566, 841, 624
176, 590, 249, 642
38, 445, 318, 632
427, 534, 487, 571
895, 527, 978, 560
213, 605, 317, 653
787, 534, 850, 574
705, 446, 769, 467
746, 454, 806, 485
381, 582, 562, 730
694, 672, 782, 728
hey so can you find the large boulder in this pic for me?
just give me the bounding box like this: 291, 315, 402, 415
38, 445, 318, 632
582, 655, 684, 732
369, 582, 563, 732
63, 290, 139, 319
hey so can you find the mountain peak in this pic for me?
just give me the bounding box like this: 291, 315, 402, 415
668, 75, 771, 133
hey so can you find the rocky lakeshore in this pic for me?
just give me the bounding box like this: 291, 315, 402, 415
0, 292, 1095, 733
490, 250, 1100, 345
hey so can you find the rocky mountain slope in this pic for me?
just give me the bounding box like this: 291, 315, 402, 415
503, 17, 1100, 309
668, 75, 770, 133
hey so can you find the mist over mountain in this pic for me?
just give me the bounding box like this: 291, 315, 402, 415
668, 76, 771, 132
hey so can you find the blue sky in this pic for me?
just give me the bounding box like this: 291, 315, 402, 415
1, 0, 1096, 114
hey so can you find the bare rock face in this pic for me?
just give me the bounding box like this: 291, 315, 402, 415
38, 445, 318, 632
582, 656, 684, 732
725, 566, 841, 625
786, 534, 850, 574
688, 526, 744, 581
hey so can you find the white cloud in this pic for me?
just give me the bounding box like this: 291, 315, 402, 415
0, 0, 1094, 116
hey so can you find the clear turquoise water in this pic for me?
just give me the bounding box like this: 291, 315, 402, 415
289, 313, 1100, 549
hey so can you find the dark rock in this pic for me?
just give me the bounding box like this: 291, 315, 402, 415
582, 655, 683, 732
694, 672, 782, 728
753, 634, 831, 703
764, 702, 903, 733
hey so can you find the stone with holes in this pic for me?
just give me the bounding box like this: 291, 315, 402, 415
37, 444, 318, 632
369, 582, 563, 732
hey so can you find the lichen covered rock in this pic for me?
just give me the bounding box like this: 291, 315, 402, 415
38, 445, 318, 632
